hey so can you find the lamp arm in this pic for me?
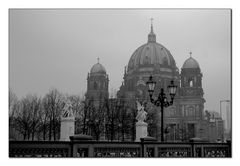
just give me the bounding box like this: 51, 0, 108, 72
164, 101, 170, 107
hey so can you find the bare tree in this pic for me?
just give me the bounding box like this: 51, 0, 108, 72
9, 89, 18, 117
38, 103, 49, 140
87, 100, 105, 140
15, 95, 41, 140
115, 99, 131, 141
29, 96, 41, 140
9, 89, 20, 140
42, 89, 64, 141
81, 99, 94, 135
104, 99, 119, 141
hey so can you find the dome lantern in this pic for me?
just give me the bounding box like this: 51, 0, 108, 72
148, 18, 156, 43
127, 20, 178, 73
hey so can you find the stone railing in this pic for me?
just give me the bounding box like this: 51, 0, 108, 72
9, 136, 231, 158
9, 141, 72, 157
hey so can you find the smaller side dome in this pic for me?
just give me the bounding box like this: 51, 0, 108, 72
90, 63, 106, 74
90, 58, 106, 74
182, 57, 200, 69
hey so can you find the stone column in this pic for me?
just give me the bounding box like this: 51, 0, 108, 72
60, 117, 75, 141
135, 121, 148, 142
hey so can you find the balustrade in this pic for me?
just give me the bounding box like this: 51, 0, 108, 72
9, 140, 231, 158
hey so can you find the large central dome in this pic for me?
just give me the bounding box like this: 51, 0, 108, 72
127, 23, 177, 72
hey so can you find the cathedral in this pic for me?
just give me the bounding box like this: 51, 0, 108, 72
85, 22, 206, 142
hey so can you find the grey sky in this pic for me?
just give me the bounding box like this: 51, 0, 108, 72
9, 9, 231, 112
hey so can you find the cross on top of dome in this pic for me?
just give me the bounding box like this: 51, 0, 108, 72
182, 52, 200, 69
150, 18, 154, 33
90, 57, 106, 74
189, 51, 192, 57
148, 18, 156, 43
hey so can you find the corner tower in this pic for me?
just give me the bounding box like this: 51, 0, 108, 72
178, 52, 205, 139
86, 58, 109, 107
180, 52, 203, 97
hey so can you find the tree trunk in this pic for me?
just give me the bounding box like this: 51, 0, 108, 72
83, 118, 86, 134
122, 128, 124, 141
32, 129, 35, 141
53, 118, 56, 141
23, 131, 26, 140
111, 120, 114, 141
43, 124, 46, 141
121, 123, 124, 141
32, 122, 35, 141
27, 130, 31, 140
49, 119, 52, 141
131, 121, 135, 141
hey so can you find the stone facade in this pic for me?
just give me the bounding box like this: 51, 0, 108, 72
117, 24, 205, 141
85, 23, 210, 142
85, 61, 109, 107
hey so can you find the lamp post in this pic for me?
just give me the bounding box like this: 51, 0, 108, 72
220, 100, 230, 118
220, 100, 230, 142
146, 75, 177, 142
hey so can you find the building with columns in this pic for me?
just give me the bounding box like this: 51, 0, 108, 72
85, 22, 209, 142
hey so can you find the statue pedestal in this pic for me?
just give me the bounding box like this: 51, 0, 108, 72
60, 117, 75, 141
135, 121, 148, 142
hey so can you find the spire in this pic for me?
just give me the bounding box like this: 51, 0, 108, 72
97, 57, 100, 63
148, 18, 156, 43
189, 51, 192, 58
150, 18, 154, 33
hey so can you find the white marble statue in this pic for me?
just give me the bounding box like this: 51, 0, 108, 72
136, 101, 147, 123
60, 100, 75, 141
62, 100, 74, 118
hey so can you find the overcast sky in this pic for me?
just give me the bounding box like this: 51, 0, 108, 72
9, 9, 231, 112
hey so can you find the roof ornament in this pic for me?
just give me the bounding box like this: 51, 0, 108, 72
189, 51, 192, 58
148, 18, 156, 43
150, 18, 154, 33
97, 57, 100, 63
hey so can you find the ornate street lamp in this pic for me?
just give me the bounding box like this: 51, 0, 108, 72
146, 75, 177, 142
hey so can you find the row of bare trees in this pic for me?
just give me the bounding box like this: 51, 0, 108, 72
9, 89, 83, 141
11, 88, 188, 142
79, 98, 137, 141
9, 89, 138, 141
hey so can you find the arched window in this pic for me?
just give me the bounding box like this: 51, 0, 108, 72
94, 82, 98, 90
144, 56, 150, 65
163, 57, 168, 66
188, 77, 193, 87
189, 80, 193, 87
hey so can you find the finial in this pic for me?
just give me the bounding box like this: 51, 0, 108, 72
150, 18, 154, 33
97, 57, 100, 63
148, 18, 156, 43
189, 51, 192, 57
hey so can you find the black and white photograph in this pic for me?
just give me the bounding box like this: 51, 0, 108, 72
9, 9, 231, 158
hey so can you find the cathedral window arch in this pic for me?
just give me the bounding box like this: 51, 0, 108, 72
144, 56, 150, 65
163, 57, 168, 66
94, 82, 98, 90
189, 80, 193, 87
188, 77, 194, 87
